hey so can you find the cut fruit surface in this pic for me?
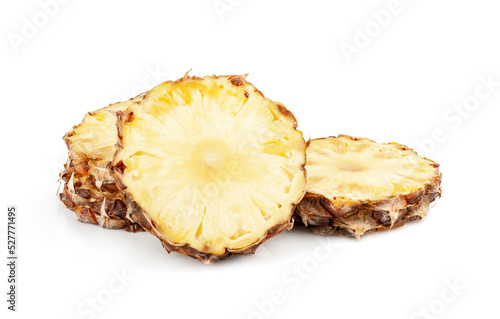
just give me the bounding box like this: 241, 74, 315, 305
59, 96, 145, 231
295, 135, 441, 240
65, 97, 142, 161
113, 75, 307, 263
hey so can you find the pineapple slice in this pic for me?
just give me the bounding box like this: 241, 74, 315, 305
59, 96, 145, 231
295, 135, 441, 240
112, 75, 306, 263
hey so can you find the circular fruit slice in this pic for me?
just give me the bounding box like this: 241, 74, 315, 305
59, 96, 145, 232
112, 75, 307, 263
295, 135, 441, 240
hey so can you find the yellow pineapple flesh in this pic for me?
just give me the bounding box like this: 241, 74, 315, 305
112, 75, 307, 263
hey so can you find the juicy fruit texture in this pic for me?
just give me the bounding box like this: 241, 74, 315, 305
295, 135, 441, 240
59, 97, 145, 231
64, 99, 142, 161
112, 75, 307, 263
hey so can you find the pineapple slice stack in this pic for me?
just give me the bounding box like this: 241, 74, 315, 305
58, 73, 441, 263
59, 74, 307, 263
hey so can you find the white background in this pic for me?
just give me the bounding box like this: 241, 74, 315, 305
1, 1, 499, 318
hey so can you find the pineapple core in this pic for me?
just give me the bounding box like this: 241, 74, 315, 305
192, 140, 232, 178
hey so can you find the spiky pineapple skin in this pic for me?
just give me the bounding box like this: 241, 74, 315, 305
294, 135, 442, 239
59, 97, 146, 232
112, 74, 306, 263
59, 150, 144, 232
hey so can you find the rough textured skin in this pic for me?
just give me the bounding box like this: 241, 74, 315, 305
294, 135, 442, 240
112, 74, 305, 263
58, 151, 144, 232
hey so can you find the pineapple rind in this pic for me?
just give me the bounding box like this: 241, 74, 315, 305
294, 135, 442, 239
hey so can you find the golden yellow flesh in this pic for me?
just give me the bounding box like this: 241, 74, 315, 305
306, 137, 438, 201
115, 77, 306, 255
66, 98, 141, 160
